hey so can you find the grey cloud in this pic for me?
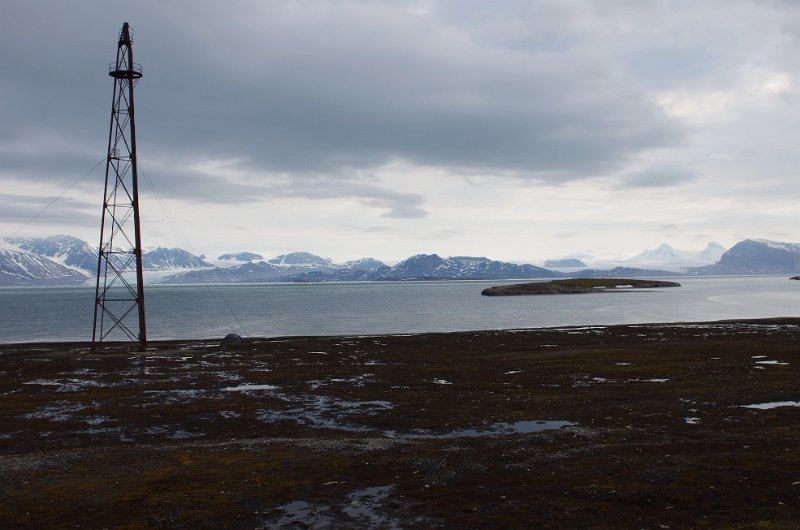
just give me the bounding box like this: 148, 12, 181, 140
0, 193, 96, 228
0, 135, 106, 188
172, 11, 681, 179
615, 166, 697, 189
137, 166, 271, 205
0, 0, 684, 204
139, 158, 429, 217
268, 177, 429, 217
4, 0, 800, 219
382, 206, 427, 219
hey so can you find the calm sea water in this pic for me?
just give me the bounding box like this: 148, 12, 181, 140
1, 276, 799, 343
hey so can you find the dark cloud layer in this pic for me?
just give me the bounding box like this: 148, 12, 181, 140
0, 0, 683, 204
0, 193, 96, 228
3, 0, 800, 261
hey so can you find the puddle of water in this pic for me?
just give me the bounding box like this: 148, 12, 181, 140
343, 486, 400, 528
84, 416, 111, 426
742, 401, 800, 410
222, 383, 279, 392
270, 500, 334, 528
266, 486, 402, 529
391, 420, 574, 439
78, 426, 122, 435
144, 425, 205, 439
755, 360, 789, 366
256, 398, 393, 432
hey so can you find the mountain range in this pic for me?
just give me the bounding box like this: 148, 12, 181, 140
629, 242, 727, 266
2, 235, 800, 286
689, 239, 800, 275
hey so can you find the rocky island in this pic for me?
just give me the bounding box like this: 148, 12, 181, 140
481, 278, 681, 296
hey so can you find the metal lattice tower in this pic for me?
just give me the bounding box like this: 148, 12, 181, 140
92, 22, 146, 351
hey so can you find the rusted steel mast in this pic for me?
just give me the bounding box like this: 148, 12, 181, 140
92, 22, 147, 351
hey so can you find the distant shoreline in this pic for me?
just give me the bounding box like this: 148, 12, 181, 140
3, 316, 798, 350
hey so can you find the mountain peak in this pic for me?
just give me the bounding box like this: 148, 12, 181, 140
691, 242, 726, 263
142, 248, 211, 270
630, 243, 686, 262
0, 247, 88, 286
690, 239, 800, 275
267, 252, 332, 267
219, 252, 264, 262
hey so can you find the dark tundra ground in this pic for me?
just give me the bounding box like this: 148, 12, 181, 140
1, 319, 799, 528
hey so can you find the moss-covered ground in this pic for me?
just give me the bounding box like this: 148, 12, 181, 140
1, 319, 799, 528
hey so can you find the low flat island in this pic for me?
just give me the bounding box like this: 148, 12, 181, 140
1, 319, 799, 528
482, 278, 681, 296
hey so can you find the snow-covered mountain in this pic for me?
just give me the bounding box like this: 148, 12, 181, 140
164, 252, 557, 283
142, 247, 212, 271
690, 239, 800, 275
4, 234, 798, 286
1, 236, 214, 285
629, 243, 692, 263
690, 242, 726, 264
163, 252, 379, 284
339, 258, 386, 272
7, 234, 97, 273
0, 246, 89, 286
163, 261, 287, 284
268, 252, 333, 267
373, 254, 557, 281
218, 252, 264, 262
624, 242, 728, 271
544, 258, 587, 268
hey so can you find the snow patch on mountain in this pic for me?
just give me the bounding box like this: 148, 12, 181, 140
750, 239, 800, 253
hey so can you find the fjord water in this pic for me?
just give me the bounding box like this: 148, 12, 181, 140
1, 276, 798, 343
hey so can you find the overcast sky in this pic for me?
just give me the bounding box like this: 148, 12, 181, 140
2, 0, 799, 263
